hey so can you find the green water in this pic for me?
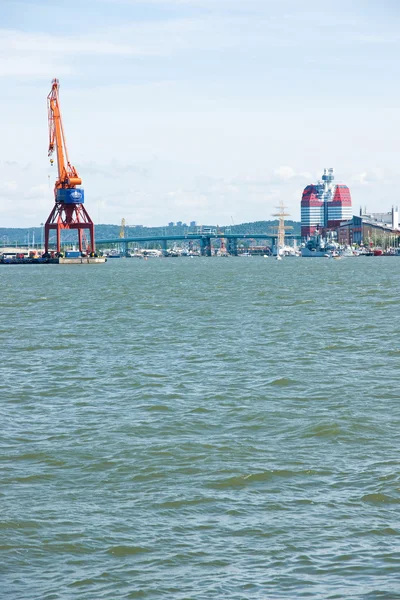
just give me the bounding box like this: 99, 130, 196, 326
1, 257, 400, 599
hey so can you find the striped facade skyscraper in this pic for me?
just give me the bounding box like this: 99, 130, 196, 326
301, 168, 352, 238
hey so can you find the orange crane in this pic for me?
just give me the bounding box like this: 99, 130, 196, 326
44, 78, 95, 254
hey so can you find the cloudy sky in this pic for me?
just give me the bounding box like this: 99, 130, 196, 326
1, 0, 399, 227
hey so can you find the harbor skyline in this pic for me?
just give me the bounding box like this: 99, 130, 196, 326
1, 0, 400, 227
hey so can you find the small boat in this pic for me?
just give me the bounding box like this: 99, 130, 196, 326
339, 247, 358, 258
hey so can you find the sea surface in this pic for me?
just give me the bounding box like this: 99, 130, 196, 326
1, 256, 400, 599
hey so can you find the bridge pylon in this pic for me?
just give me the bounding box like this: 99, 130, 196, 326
200, 236, 212, 256
161, 239, 168, 256
227, 237, 238, 256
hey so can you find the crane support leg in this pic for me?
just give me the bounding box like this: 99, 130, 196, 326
44, 202, 96, 254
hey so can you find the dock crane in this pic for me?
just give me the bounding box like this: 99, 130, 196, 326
44, 78, 95, 254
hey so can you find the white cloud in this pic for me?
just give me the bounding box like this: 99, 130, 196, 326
273, 167, 313, 182
1, 155, 400, 228
26, 184, 49, 198
1, 7, 343, 81
0, 27, 166, 78
0, 181, 18, 192
0, 29, 161, 58
354, 172, 369, 185
274, 166, 295, 181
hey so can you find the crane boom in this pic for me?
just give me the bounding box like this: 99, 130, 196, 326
47, 78, 82, 191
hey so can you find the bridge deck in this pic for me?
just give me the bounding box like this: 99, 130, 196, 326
96, 233, 301, 244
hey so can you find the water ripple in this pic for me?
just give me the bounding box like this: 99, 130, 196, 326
1, 258, 400, 599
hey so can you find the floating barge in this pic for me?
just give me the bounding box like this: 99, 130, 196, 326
1, 254, 107, 265
59, 256, 107, 264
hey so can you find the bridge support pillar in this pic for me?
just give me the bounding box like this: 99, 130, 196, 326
161, 239, 168, 256
200, 236, 212, 256
227, 238, 238, 256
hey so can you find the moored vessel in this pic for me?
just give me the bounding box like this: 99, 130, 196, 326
301, 231, 338, 257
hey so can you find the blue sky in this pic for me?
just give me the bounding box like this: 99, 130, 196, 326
0, 0, 399, 227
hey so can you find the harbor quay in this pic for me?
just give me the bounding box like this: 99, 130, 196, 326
2, 228, 400, 263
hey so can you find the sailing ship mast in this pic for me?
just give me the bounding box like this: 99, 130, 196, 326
272, 201, 293, 257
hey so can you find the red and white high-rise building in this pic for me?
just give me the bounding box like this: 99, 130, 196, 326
301, 168, 352, 238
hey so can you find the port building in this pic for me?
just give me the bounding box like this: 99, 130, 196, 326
359, 207, 399, 230
337, 207, 400, 247
301, 168, 352, 238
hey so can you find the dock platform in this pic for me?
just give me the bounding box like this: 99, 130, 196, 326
58, 257, 107, 264
1, 256, 107, 265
